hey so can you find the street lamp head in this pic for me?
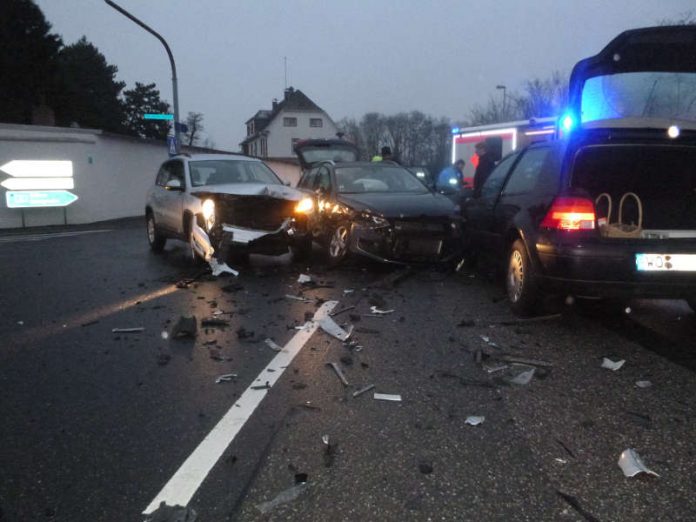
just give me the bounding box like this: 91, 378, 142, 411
496, 85, 506, 90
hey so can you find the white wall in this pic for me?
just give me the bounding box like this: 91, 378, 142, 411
0, 123, 170, 229
265, 110, 339, 158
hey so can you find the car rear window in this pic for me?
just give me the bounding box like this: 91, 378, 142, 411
571, 145, 696, 229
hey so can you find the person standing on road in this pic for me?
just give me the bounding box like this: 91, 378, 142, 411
473, 141, 496, 197
372, 146, 397, 163
436, 159, 466, 193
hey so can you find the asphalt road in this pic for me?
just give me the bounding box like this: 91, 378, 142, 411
0, 218, 695, 521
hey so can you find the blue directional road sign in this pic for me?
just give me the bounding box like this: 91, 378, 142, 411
143, 113, 174, 120
6, 190, 78, 208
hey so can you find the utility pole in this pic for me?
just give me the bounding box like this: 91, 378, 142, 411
104, 0, 181, 153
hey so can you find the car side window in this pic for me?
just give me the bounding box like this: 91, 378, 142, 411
502, 147, 551, 195
314, 166, 332, 192
480, 153, 518, 199
167, 161, 185, 187
155, 164, 169, 186
299, 168, 318, 189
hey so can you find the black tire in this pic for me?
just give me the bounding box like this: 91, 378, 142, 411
146, 212, 166, 253
686, 298, 696, 314
291, 237, 313, 263
506, 239, 540, 316
326, 223, 351, 266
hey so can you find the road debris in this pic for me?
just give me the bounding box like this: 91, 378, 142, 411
285, 294, 312, 303
369, 306, 394, 315
326, 362, 350, 386
297, 274, 313, 284
497, 355, 553, 368
483, 362, 509, 374
171, 316, 197, 338
554, 458, 568, 464
251, 382, 271, 390
201, 318, 229, 327
256, 483, 309, 514
322, 435, 337, 467
330, 305, 355, 317
215, 373, 238, 384
318, 315, 353, 341
479, 335, 498, 348
601, 357, 626, 371
343, 289, 354, 295
636, 380, 652, 388
209, 257, 239, 277
465, 416, 485, 426
352, 384, 375, 397
508, 367, 536, 385
111, 327, 144, 333
321, 434, 330, 446
145, 502, 198, 522
618, 448, 660, 477
374, 393, 402, 402
264, 338, 283, 352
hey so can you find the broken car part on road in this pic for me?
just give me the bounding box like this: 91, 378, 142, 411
327, 362, 350, 386
618, 449, 660, 478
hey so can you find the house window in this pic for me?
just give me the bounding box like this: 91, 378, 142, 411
283, 117, 298, 127
261, 137, 268, 158
310, 118, 323, 128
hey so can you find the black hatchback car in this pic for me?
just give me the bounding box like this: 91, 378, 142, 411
463, 25, 696, 315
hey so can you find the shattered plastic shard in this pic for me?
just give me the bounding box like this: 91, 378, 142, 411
327, 362, 350, 386
215, 373, 238, 384
636, 380, 653, 388
318, 315, 353, 341
112, 327, 144, 333
352, 384, 375, 397
256, 483, 309, 514
601, 357, 626, 371
508, 367, 535, 385
465, 416, 485, 426
285, 294, 312, 303
369, 306, 395, 315
161, 331, 169, 340
297, 274, 313, 284
373, 393, 402, 402
208, 257, 239, 277
618, 449, 660, 477
264, 338, 283, 352
321, 434, 330, 446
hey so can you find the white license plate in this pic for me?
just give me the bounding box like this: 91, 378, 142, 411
635, 253, 696, 271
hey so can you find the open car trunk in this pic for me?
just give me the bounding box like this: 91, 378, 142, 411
571, 143, 696, 234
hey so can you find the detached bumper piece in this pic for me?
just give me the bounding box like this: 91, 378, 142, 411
351, 219, 461, 264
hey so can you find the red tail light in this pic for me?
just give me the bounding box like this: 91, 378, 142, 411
540, 197, 596, 231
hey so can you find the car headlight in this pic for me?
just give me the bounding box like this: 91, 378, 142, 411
295, 197, 314, 214
202, 199, 215, 230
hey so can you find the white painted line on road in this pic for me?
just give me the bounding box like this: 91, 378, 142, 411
142, 300, 339, 515
0, 229, 112, 243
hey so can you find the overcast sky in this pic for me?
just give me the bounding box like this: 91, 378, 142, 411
35, 0, 694, 150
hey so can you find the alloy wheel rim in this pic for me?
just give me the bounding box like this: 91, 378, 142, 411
329, 226, 348, 258
508, 250, 524, 303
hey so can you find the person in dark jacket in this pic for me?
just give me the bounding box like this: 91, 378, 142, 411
473, 141, 496, 197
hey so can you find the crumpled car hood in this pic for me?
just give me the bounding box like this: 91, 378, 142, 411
338, 191, 455, 218
191, 183, 305, 201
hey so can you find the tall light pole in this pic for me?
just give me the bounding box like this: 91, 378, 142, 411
496, 85, 507, 118
104, 0, 180, 152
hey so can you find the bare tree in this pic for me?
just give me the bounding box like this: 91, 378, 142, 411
183, 111, 204, 146
657, 11, 696, 25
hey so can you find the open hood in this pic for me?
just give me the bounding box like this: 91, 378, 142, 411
568, 25, 696, 128
293, 139, 359, 169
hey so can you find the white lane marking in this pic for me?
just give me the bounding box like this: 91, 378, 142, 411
142, 300, 338, 515
0, 229, 112, 243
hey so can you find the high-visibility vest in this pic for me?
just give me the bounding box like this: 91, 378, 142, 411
371, 155, 383, 162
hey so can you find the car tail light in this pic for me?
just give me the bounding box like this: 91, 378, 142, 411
540, 197, 596, 231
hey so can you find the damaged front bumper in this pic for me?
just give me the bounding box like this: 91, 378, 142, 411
348, 220, 463, 265
191, 216, 308, 261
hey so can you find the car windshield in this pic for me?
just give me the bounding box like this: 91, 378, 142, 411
189, 160, 281, 187
581, 72, 696, 123
299, 147, 357, 164
336, 166, 429, 194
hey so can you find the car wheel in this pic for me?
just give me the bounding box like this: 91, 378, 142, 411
326, 223, 350, 265
146, 212, 166, 253
291, 237, 313, 263
506, 239, 540, 316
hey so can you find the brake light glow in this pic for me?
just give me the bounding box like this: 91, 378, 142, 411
540, 197, 596, 230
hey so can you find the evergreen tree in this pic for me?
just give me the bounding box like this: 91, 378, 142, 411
122, 82, 171, 140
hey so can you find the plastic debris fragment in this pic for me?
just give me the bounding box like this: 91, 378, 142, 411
352, 384, 375, 397
465, 416, 485, 426
327, 362, 350, 386
209, 257, 239, 277
318, 315, 353, 341
256, 483, 309, 514
635, 380, 652, 388
161, 331, 169, 340
215, 373, 238, 384
297, 274, 312, 284
370, 306, 394, 315
112, 327, 144, 333
601, 357, 625, 371
343, 289, 354, 294
374, 393, 402, 402
618, 448, 659, 477
508, 367, 535, 385
264, 338, 283, 352
285, 294, 312, 303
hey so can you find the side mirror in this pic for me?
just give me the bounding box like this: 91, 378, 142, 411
165, 178, 183, 191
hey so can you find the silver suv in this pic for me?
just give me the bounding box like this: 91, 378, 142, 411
145, 154, 314, 263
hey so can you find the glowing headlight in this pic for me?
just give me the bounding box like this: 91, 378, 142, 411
295, 197, 314, 213
449, 178, 458, 186
202, 199, 215, 229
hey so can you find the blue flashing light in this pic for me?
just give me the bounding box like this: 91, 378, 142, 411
451, 127, 460, 134
560, 113, 575, 133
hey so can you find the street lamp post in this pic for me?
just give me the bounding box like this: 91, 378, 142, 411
496, 85, 507, 118
104, 0, 180, 153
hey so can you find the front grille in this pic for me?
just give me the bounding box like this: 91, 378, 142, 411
217, 196, 296, 231
393, 220, 446, 235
